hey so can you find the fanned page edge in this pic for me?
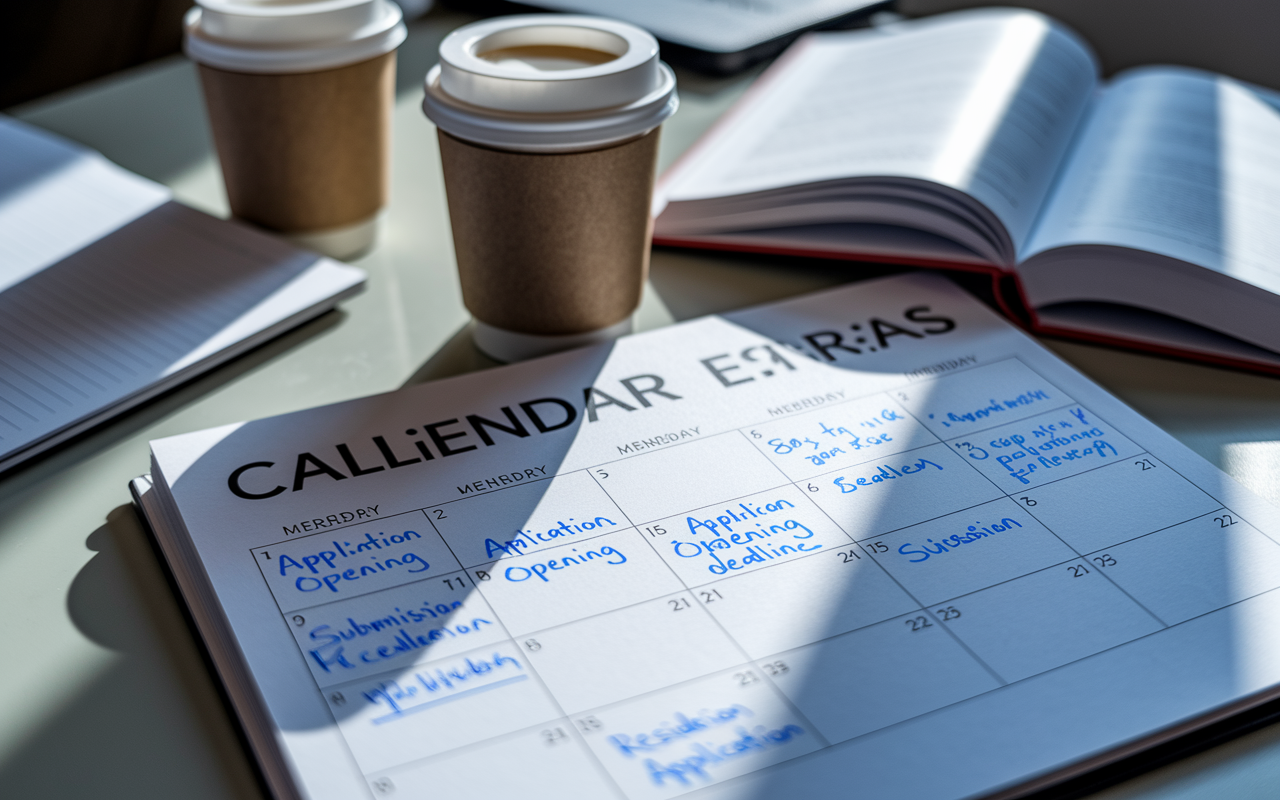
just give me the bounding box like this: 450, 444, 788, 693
653, 9, 1100, 269
652, 24, 1280, 377
136, 466, 306, 800
1014, 67, 1280, 366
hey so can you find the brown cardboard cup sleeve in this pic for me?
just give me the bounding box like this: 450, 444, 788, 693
439, 129, 660, 336
198, 52, 395, 235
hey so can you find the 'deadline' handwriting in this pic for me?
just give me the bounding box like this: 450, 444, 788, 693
832, 458, 944, 493
671, 498, 821, 574
305, 598, 500, 673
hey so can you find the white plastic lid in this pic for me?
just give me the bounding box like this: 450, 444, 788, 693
185, 0, 407, 74
422, 15, 678, 153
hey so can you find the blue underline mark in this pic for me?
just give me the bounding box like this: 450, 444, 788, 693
371, 675, 529, 724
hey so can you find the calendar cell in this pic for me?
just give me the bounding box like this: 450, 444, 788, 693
865, 498, 1079, 607
523, 593, 744, 713
699, 547, 919, 659
807, 442, 1004, 541
427, 470, 627, 568
948, 405, 1142, 491
579, 668, 821, 799
745, 394, 938, 480
767, 612, 1001, 744
373, 728, 618, 799
933, 559, 1163, 683
328, 640, 561, 772
475, 529, 685, 635
592, 433, 787, 524
1092, 512, 1280, 626
647, 484, 854, 585
253, 512, 462, 613
899, 359, 1067, 439
1016, 456, 1220, 554
288, 572, 507, 686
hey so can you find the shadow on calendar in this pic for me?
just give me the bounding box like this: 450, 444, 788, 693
705, 322, 1265, 799
160, 271, 1273, 800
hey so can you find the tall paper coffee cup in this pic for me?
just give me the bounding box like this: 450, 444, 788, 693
423, 16, 678, 362
185, 0, 407, 259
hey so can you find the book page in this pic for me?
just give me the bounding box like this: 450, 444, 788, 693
658, 9, 1098, 254
1022, 66, 1280, 296
150, 272, 1280, 800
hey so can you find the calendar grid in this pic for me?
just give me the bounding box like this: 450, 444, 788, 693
248, 355, 1280, 798
986, 358, 1271, 542
293, 496, 1228, 687
359, 574, 1280, 786
417, 513, 634, 800
894, 389, 1175, 632
890, 385, 1188, 678
247, 356, 1119, 553
583, 466, 838, 750
730, 425, 1012, 686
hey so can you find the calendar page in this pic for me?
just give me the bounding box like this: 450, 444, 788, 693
149, 272, 1280, 800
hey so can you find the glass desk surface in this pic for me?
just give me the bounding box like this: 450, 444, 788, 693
5, 8, 1280, 800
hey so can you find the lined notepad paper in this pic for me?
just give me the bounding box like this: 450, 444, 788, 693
0, 116, 365, 471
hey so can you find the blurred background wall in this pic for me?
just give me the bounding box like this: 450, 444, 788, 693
3, 0, 1279, 109
901, 0, 1280, 86
0, 0, 191, 108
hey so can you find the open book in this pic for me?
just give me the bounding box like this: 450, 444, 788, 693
654, 8, 1280, 375
0, 116, 366, 472
135, 272, 1280, 800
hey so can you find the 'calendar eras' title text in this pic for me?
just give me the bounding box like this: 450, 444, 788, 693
225, 305, 957, 499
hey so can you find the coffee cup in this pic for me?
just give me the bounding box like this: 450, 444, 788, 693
422, 15, 678, 362
185, 0, 406, 259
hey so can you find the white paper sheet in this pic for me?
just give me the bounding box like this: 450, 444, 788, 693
149, 272, 1280, 800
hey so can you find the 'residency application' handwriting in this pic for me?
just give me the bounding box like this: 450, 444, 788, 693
642, 723, 808, 787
